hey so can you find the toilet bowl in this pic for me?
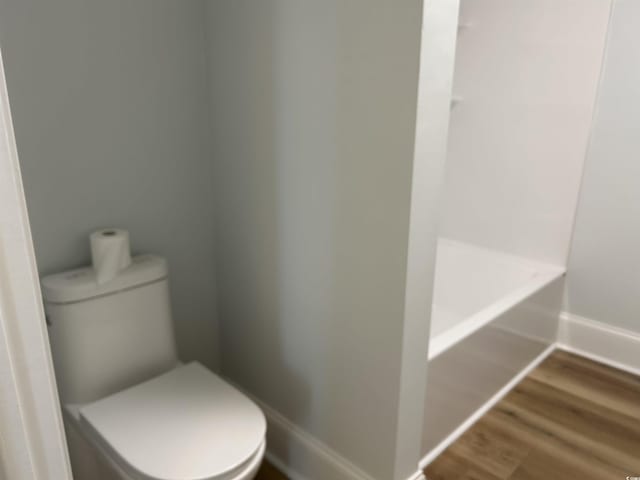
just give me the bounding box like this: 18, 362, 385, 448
64, 363, 266, 480
42, 254, 266, 480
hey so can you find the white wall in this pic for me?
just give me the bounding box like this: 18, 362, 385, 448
205, 1, 431, 478
439, 0, 611, 266
397, 0, 459, 477
0, 46, 72, 480
0, 0, 220, 370
566, 0, 640, 334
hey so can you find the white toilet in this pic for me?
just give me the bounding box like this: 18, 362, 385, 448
42, 254, 266, 480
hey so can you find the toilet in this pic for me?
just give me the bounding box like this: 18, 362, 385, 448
42, 254, 266, 480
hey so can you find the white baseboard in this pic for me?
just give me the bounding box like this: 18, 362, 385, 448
252, 397, 378, 480
558, 311, 640, 377
405, 470, 426, 480
418, 343, 556, 470
246, 391, 426, 480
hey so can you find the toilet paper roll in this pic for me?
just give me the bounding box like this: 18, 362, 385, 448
90, 228, 132, 284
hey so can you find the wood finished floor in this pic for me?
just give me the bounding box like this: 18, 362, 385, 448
425, 350, 640, 480
255, 350, 640, 479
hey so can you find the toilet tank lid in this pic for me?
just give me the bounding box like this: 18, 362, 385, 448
41, 254, 168, 305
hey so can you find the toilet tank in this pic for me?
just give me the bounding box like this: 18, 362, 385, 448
42, 255, 179, 405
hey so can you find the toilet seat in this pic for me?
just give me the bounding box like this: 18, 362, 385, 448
77, 362, 266, 480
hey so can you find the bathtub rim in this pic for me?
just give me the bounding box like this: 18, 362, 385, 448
428, 262, 565, 360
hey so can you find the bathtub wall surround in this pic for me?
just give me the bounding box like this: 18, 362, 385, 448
205, 1, 457, 479
562, 0, 640, 375
440, 0, 612, 266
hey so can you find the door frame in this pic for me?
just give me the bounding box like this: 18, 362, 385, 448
0, 46, 72, 480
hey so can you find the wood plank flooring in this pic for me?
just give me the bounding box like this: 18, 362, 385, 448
425, 350, 640, 479
255, 350, 640, 479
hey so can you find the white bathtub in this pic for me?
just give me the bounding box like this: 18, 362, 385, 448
430, 239, 565, 359
421, 239, 565, 463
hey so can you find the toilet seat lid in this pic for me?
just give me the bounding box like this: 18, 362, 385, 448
79, 362, 266, 480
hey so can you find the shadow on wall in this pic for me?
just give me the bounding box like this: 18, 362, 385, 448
208, 1, 314, 471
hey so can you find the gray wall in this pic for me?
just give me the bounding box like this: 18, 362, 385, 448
0, 0, 220, 370
566, 0, 640, 335
206, 1, 424, 478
